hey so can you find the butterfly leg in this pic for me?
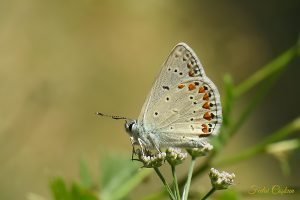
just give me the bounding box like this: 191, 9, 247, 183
137, 138, 146, 157
129, 137, 136, 160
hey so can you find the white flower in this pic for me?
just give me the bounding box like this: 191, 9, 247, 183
209, 168, 235, 190
136, 149, 166, 168
166, 147, 187, 166
187, 143, 213, 157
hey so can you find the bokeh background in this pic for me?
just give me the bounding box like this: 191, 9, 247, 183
0, 0, 299, 199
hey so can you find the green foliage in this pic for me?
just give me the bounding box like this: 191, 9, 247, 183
47, 156, 152, 200
50, 178, 98, 200
80, 160, 93, 189
216, 189, 240, 200
100, 155, 152, 200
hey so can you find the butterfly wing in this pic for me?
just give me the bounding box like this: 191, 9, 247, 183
138, 43, 222, 147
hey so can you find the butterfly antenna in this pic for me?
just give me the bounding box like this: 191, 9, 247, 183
95, 112, 128, 120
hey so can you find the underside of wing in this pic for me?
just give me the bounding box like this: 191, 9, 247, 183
139, 43, 222, 139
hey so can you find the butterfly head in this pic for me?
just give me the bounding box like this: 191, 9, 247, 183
125, 119, 138, 137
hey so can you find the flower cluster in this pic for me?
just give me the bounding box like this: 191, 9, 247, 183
136, 149, 166, 168
187, 142, 213, 158
209, 168, 235, 190
166, 147, 188, 166
134, 147, 189, 168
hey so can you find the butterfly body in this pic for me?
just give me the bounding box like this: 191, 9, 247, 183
125, 43, 222, 150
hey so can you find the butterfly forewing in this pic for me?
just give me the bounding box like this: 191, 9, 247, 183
138, 43, 222, 146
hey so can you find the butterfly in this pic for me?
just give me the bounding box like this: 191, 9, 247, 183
98, 43, 222, 153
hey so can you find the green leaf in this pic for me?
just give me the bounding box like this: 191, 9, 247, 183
100, 154, 152, 200
50, 177, 99, 200
50, 178, 70, 200
79, 160, 93, 189
71, 183, 98, 200
217, 189, 240, 200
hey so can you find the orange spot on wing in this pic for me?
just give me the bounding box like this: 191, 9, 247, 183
203, 93, 210, 100
202, 128, 208, 133
198, 86, 205, 93
178, 84, 185, 89
199, 131, 211, 137
188, 83, 196, 91
203, 112, 212, 121
201, 124, 208, 133
202, 102, 210, 109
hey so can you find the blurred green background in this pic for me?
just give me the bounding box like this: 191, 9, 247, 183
0, 0, 299, 199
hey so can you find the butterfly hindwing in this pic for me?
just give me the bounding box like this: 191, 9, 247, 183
138, 43, 222, 147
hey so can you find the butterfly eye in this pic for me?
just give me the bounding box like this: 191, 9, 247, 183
128, 123, 134, 131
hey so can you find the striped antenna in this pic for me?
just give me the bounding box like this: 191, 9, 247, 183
95, 112, 128, 120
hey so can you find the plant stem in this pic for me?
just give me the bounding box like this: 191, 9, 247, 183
226, 72, 280, 140
154, 167, 176, 200
182, 157, 196, 200
201, 188, 216, 200
234, 44, 299, 97
171, 165, 181, 200
215, 117, 300, 166
178, 152, 214, 189
222, 73, 235, 127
